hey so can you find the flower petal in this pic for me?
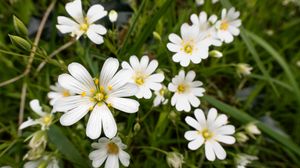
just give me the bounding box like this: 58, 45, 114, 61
215, 135, 236, 144
188, 136, 204, 150
57, 16, 78, 27
19, 118, 39, 130
100, 104, 117, 138
108, 69, 132, 90
100, 57, 119, 87
168, 33, 182, 45
68, 62, 95, 91
58, 74, 90, 94
105, 155, 119, 168
185, 116, 201, 130
211, 141, 226, 160
87, 29, 104, 44
30, 99, 46, 116
89, 24, 107, 35
109, 83, 138, 97
59, 102, 91, 126
86, 105, 103, 139
194, 109, 206, 128
108, 97, 139, 113
205, 141, 216, 161
65, 0, 84, 23
86, 4, 107, 24
184, 130, 199, 141
89, 149, 107, 167
119, 150, 130, 167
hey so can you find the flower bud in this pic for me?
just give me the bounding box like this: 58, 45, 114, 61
166, 152, 184, 168
236, 63, 253, 77
108, 10, 118, 23
9, 34, 31, 51
13, 15, 28, 36
236, 132, 249, 143
153, 31, 162, 41
245, 123, 261, 135
209, 50, 223, 58
28, 130, 47, 149
133, 122, 141, 132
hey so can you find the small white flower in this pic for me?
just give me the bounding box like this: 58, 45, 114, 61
167, 24, 210, 67
54, 58, 140, 139
89, 136, 130, 168
196, 0, 219, 6
166, 152, 184, 168
245, 123, 261, 135
190, 11, 222, 46
216, 7, 241, 43
56, 0, 107, 44
168, 70, 205, 112
19, 99, 53, 131
236, 153, 258, 168
108, 10, 118, 23
184, 108, 236, 161
121, 55, 165, 99
153, 85, 168, 107
48, 82, 74, 107
24, 155, 59, 168
236, 63, 253, 77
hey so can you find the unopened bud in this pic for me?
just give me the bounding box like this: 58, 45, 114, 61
236, 132, 249, 143
13, 15, 28, 36
209, 50, 223, 58
245, 123, 261, 135
108, 10, 118, 23
9, 34, 31, 51
166, 152, 184, 168
153, 31, 162, 41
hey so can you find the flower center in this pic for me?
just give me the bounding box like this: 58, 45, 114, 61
107, 142, 119, 155
80, 17, 89, 32
42, 115, 52, 126
63, 90, 70, 97
159, 88, 165, 96
177, 84, 186, 93
220, 20, 229, 30
134, 73, 146, 86
200, 128, 213, 140
183, 44, 193, 54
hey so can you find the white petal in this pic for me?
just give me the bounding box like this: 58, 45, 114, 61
176, 95, 190, 112
89, 24, 107, 35
188, 136, 204, 150
100, 57, 119, 87
186, 71, 196, 81
65, 0, 84, 23
121, 61, 133, 70
190, 13, 199, 26
207, 108, 218, 125
194, 109, 206, 128
56, 25, 77, 34
185, 116, 201, 130
168, 83, 176, 92
140, 56, 149, 69
129, 55, 140, 70
100, 104, 117, 138
68, 62, 95, 91
87, 29, 104, 44
59, 103, 91, 126
86, 105, 103, 139
184, 130, 199, 141
168, 33, 182, 44
108, 69, 132, 90
86, 4, 107, 24
54, 96, 90, 112
19, 118, 39, 130
119, 150, 130, 167
108, 97, 139, 113
105, 155, 119, 168
214, 114, 228, 128
205, 141, 216, 161
147, 82, 162, 91
109, 83, 138, 97
215, 135, 236, 144
167, 43, 181, 52
58, 74, 90, 94
147, 73, 164, 83
89, 149, 108, 167
30, 99, 46, 116
188, 95, 200, 108
216, 125, 235, 135
136, 86, 152, 99
211, 141, 226, 160
57, 16, 78, 27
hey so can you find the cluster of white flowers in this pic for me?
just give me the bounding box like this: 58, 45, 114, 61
17, 0, 250, 167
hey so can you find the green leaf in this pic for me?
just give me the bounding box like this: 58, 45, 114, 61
47, 125, 90, 168
203, 95, 300, 157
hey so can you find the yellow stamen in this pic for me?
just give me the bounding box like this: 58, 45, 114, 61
89, 106, 93, 111
135, 76, 144, 85
81, 92, 86, 97
107, 103, 112, 107
100, 86, 105, 93
43, 115, 52, 125
94, 78, 99, 85
63, 90, 70, 97
184, 44, 193, 54
95, 93, 104, 101
90, 89, 95, 94
200, 128, 213, 140
159, 89, 165, 96
107, 142, 119, 155
220, 21, 229, 30
177, 84, 185, 93
80, 23, 89, 32
108, 85, 113, 91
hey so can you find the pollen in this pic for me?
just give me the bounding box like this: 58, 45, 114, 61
63, 90, 70, 97
42, 115, 52, 125
90, 89, 95, 94
81, 92, 86, 97
108, 85, 113, 91
135, 76, 144, 85
94, 78, 99, 85
200, 128, 213, 140
107, 142, 119, 155
159, 88, 165, 96
80, 23, 89, 32
183, 44, 193, 54
220, 21, 229, 30
177, 84, 185, 93
100, 86, 105, 92
95, 93, 104, 101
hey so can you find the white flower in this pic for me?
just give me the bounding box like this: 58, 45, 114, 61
167, 24, 210, 67
245, 123, 261, 135
89, 136, 130, 168
19, 99, 53, 131
108, 10, 118, 23
184, 108, 236, 161
190, 11, 222, 46
153, 85, 168, 107
236, 63, 253, 77
168, 70, 205, 112
216, 7, 241, 43
24, 155, 59, 168
196, 0, 219, 6
54, 58, 140, 139
166, 152, 184, 168
236, 153, 258, 168
121, 55, 165, 99
48, 82, 74, 107
56, 0, 107, 44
